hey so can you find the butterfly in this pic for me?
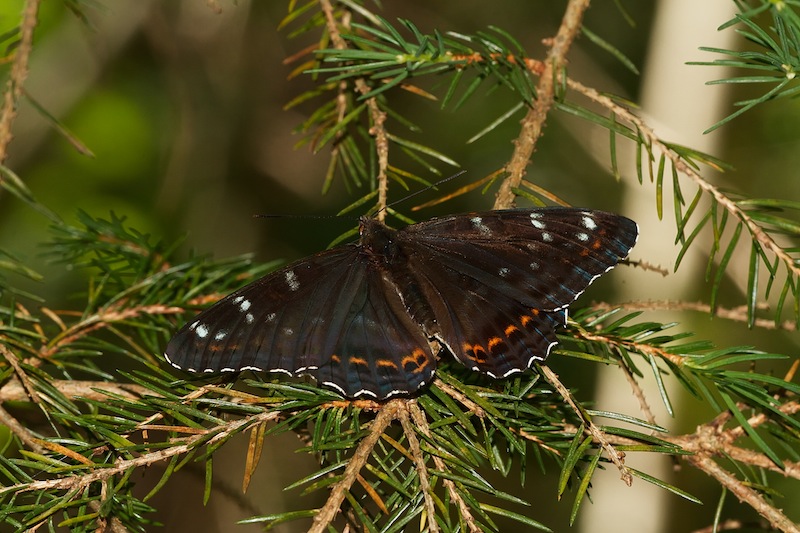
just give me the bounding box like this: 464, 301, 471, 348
165, 207, 638, 400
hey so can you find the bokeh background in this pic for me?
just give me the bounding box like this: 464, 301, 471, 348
1, 1, 798, 532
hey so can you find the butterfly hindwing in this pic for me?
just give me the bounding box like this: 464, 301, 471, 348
311, 267, 436, 399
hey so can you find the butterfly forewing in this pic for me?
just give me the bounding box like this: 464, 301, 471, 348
401, 208, 637, 310
165, 207, 638, 399
165, 245, 436, 399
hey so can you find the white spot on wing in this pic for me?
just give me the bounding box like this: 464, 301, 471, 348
195, 323, 209, 339
470, 216, 491, 236
266, 313, 276, 322
214, 330, 227, 340
497, 367, 524, 379
245, 313, 254, 324
283, 327, 294, 336
285, 270, 300, 291
322, 380, 348, 397
577, 232, 589, 241
530, 216, 546, 229
541, 232, 553, 242
498, 267, 510, 278
530, 261, 539, 271
582, 215, 597, 230
525, 340, 557, 368
238, 299, 251, 312
163, 352, 181, 369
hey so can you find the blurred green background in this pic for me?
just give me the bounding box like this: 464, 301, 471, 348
1, 1, 798, 532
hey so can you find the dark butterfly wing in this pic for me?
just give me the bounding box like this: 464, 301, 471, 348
395, 208, 638, 377
165, 246, 436, 399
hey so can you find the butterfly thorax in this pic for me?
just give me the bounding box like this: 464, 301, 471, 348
358, 217, 399, 264
357, 216, 443, 341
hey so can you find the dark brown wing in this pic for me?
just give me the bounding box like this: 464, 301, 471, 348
393, 208, 638, 377
165, 246, 435, 399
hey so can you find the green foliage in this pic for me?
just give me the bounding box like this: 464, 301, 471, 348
690, 0, 800, 132
0, 1, 799, 532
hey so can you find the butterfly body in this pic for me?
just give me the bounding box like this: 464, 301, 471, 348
165, 208, 638, 399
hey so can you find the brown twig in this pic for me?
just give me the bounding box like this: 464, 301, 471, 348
560, 392, 800, 531
37, 303, 184, 360
577, 327, 686, 367
540, 364, 633, 485
0, 0, 40, 164
0, 342, 41, 405
688, 454, 799, 533
617, 355, 659, 428
433, 378, 485, 417
672, 431, 800, 481
729, 400, 800, 441
0, 376, 151, 403
0, 402, 46, 455
89, 499, 130, 533
398, 403, 439, 533
589, 300, 798, 332
494, 0, 590, 209
2, 409, 281, 496
408, 401, 482, 533
564, 76, 800, 283
318, 0, 390, 217
309, 399, 402, 533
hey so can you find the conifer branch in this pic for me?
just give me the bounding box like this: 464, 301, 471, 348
590, 300, 798, 331
0, 0, 40, 164
495, 0, 590, 209
541, 364, 632, 485
1, 2, 799, 531
564, 76, 800, 283
398, 403, 439, 533
310, 399, 401, 533
319, 0, 391, 217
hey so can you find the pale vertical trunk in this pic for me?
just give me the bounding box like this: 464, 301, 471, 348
580, 2, 735, 532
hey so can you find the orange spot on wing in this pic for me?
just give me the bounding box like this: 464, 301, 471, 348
377, 359, 398, 369
504, 324, 518, 336
487, 337, 503, 350
331, 354, 341, 363
462, 342, 488, 363
401, 348, 430, 373
349, 356, 368, 367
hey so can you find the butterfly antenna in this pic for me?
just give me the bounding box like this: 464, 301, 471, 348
382, 170, 467, 214
253, 213, 344, 220
255, 171, 467, 221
